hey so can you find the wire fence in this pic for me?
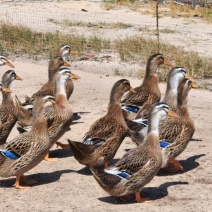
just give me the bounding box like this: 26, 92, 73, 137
0, 0, 211, 77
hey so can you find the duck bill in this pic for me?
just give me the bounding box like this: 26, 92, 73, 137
129, 87, 136, 94
15, 75, 22, 80
163, 59, 172, 67
2, 87, 13, 93
6, 60, 15, 68
70, 50, 77, 55
191, 83, 198, 89
185, 74, 195, 82
55, 103, 65, 109
70, 73, 80, 80
63, 61, 71, 67
168, 110, 179, 118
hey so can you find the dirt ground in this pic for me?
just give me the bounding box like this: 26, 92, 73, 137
0, 1, 212, 212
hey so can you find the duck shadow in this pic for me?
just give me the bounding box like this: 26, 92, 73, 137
77, 166, 92, 175
0, 169, 75, 188
49, 148, 73, 159
158, 154, 205, 176
98, 181, 188, 204
179, 154, 205, 173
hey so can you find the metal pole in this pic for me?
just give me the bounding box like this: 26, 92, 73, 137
156, 0, 160, 53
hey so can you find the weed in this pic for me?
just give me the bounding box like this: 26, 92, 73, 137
0, 23, 211, 80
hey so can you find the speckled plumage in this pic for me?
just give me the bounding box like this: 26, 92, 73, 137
0, 96, 55, 187
90, 103, 174, 202
159, 78, 197, 168
68, 79, 135, 167
122, 53, 171, 120
30, 57, 72, 102
0, 70, 22, 146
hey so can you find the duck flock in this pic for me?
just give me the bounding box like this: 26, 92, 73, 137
0, 45, 197, 203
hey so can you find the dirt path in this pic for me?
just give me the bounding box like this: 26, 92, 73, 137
0, 59, 211, 212
0, 1, 212, 212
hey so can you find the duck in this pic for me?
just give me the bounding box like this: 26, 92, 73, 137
0, 55, 15, 68
15, 95, 33, 134
53, 44, 77, 62
30, 56, 72, 102
0, 70, 22, 146
57, 79, 136, 168
129, 67, 194, 144
121, 53, 171, 120
52, 44, 77, 100
159, 78, 198, 172
0, 95, 56, 188
44, 66, 78, 161
0, 81, 13, 125
90, 102, 178, 203
162, 67, 194, 112
16, 56, 79, 132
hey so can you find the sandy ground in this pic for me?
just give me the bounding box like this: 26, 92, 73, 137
0, 1, 212, 212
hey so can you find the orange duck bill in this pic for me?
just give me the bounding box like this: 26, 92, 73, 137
6, 60, 15, 68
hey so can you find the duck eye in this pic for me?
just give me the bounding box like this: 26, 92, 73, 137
181, 68, 186, 74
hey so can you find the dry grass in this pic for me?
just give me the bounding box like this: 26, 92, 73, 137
115, 36, 212, 79
48, 19, 133, 29
103, 1, 212, 23
0, 23, 211, 80
144, 1, 212, 23
0, 23, 111, 58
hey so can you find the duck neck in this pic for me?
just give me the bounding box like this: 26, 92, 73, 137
178, 97, 189, 118
163, 76, 181, 111
147, 112, 160, 136
48, 60, 59, 81
55, 77, 68, 105
163, 90, 178, 111
2, 80, 12, 103
144, 59, 160, 78
107, 91, 125, 125
31, 106, 48, 133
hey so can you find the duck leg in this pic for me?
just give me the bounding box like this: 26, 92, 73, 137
45, 152, 58, 161
135, 192, 151, 203
165, 159, 183, 173
13, 175, 31, 189
56, 141, 70, 150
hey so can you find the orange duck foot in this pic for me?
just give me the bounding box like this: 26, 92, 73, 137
164, 159, 184, 173
13, 176, 31, 189
45, 152, 58, 162
135, 192, 152, 203
56, 141, 70, 150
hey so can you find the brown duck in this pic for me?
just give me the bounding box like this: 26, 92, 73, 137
121, 53, 171, 120
90, 103, 178, 203
0, 70, 22, 146
44, 66, 79, 161
0, 95, 56, 188
58, 79, 136, 168
159, 78, 198, 172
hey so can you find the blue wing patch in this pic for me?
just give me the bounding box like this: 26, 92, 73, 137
117, 171, 131, 179
122, 105, 140, 113
160, 141, 170, 148
1, 150, 20, 159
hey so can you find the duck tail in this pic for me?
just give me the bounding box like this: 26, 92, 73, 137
67, 139, 95, 164
90, 167, 122, 193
